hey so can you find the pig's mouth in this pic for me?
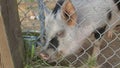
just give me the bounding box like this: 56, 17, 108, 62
40, 52, 49, 60
39, 53, 56, 62
39, 50, 64, 63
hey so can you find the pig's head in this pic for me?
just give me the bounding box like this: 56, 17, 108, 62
40, 0, 79, 63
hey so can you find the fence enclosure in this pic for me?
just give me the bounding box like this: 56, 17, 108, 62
0, 0, 120, 68
18, 0, 120, 68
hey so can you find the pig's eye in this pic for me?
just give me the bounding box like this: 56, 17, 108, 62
57, 30, 65, 38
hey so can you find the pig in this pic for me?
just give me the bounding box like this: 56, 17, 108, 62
39, 0, 120, 63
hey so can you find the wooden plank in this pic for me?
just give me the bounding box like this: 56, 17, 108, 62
0, 9, 14, 68
0, 0, 24, 68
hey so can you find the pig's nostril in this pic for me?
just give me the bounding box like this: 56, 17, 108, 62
40, 53, 49, 60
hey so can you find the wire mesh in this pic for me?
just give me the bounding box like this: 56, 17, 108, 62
17, 0, 120, 68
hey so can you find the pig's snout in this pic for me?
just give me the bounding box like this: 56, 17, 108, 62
40, 52, 49, 60
39, 51, 57, 63
39, 49, 63, 63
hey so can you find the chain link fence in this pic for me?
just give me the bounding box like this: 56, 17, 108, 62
17, 0, 120, 68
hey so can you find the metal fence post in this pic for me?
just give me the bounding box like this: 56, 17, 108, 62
37, 0, 45, 46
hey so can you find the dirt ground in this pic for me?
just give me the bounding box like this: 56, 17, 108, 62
98, 27, 120, 68
18, 0, 56, 31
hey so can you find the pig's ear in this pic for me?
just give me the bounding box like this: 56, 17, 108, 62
44, 8, 52, 16
61, 0, 77, 27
